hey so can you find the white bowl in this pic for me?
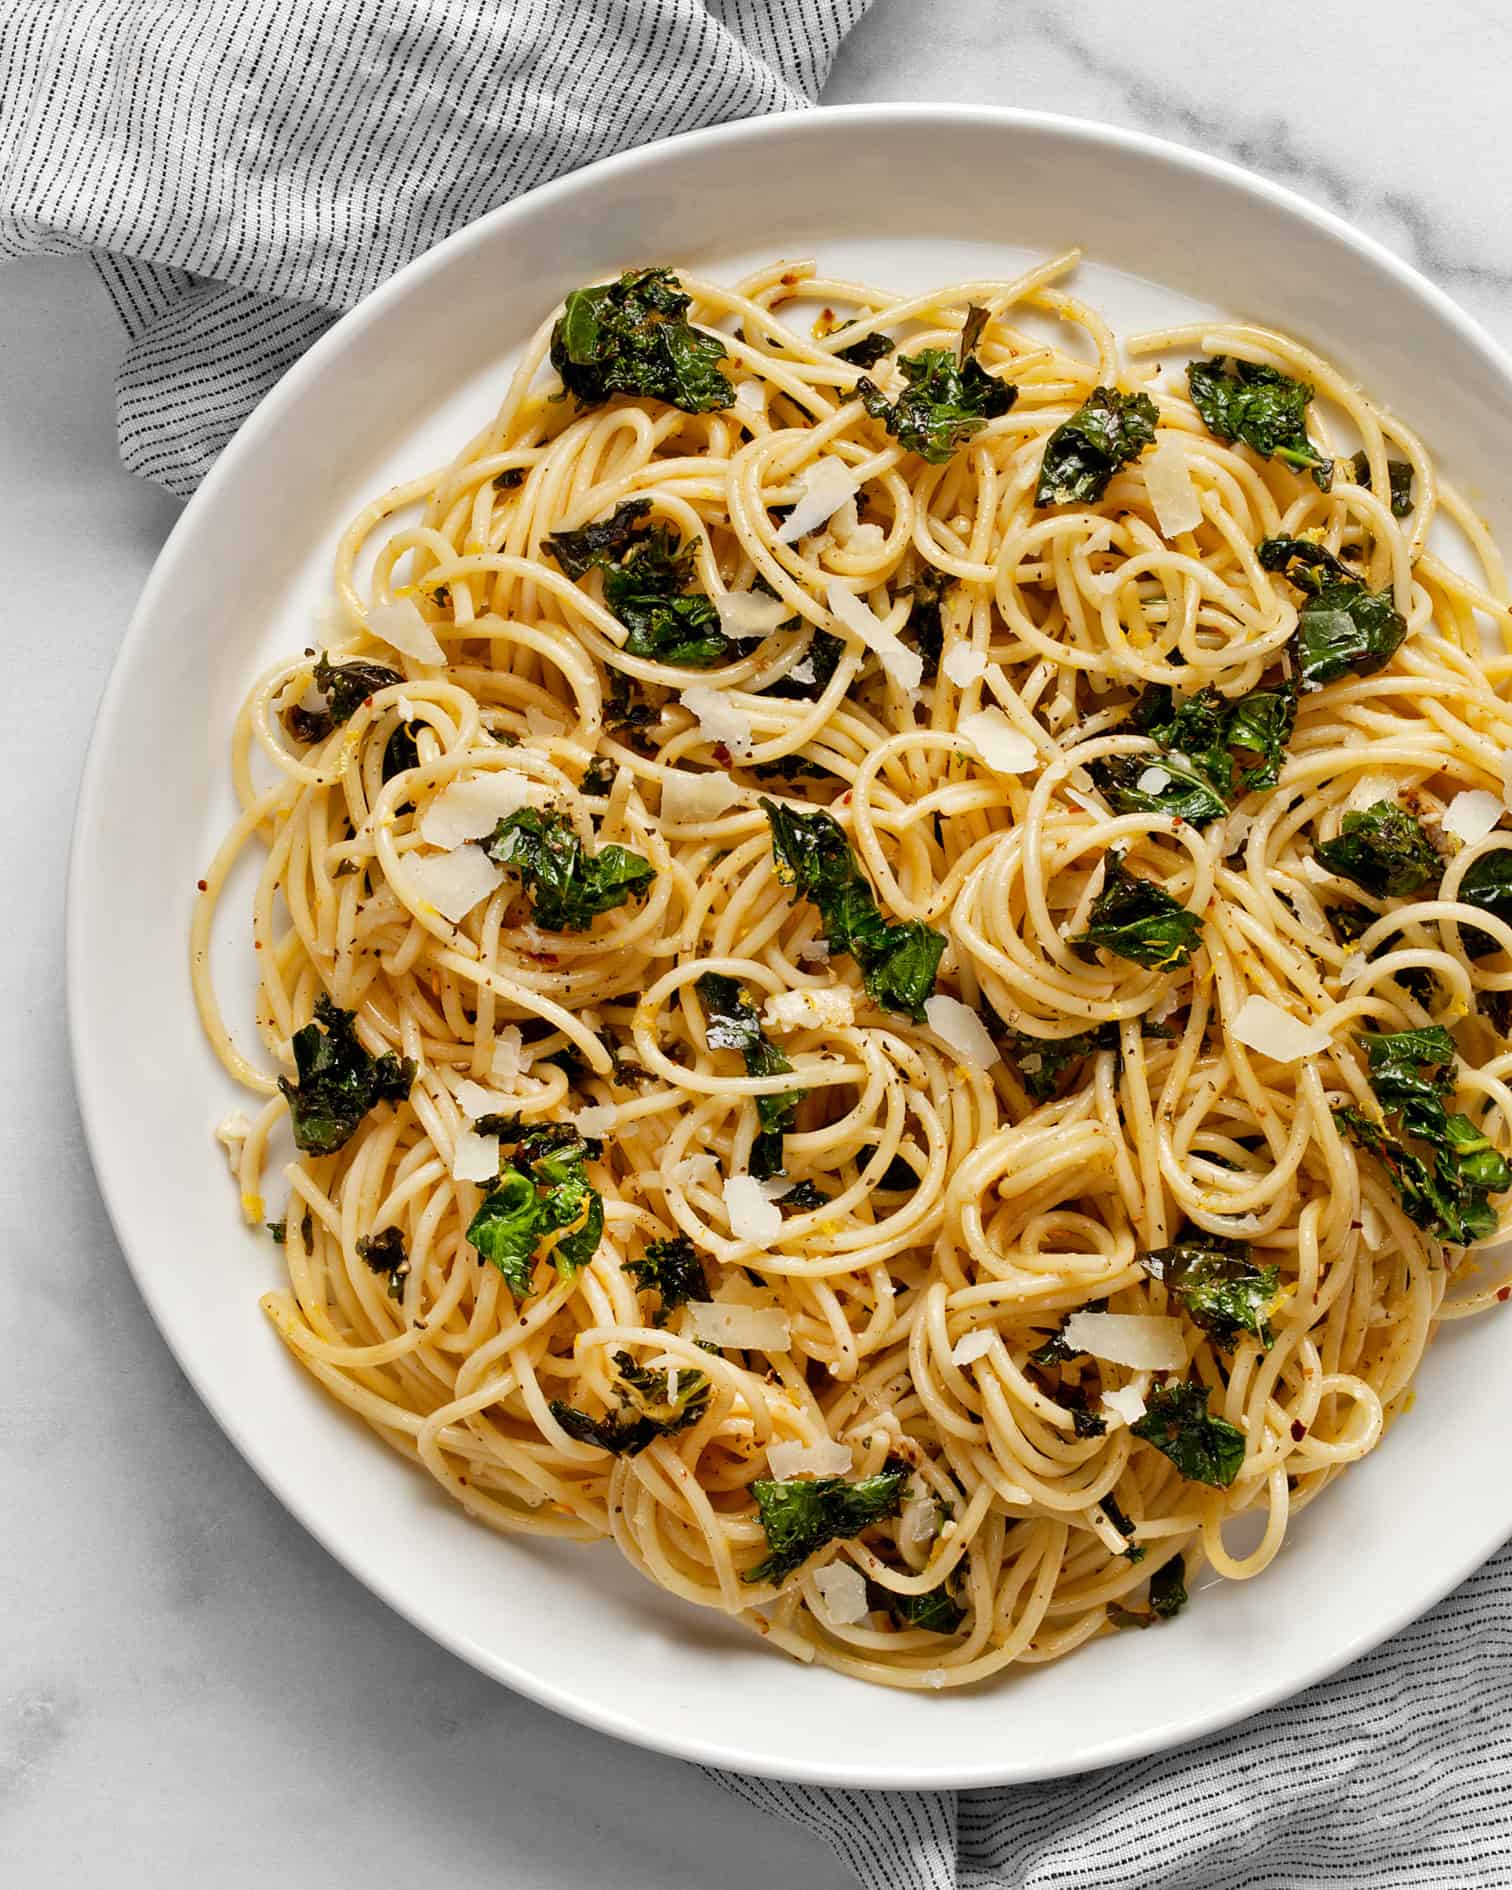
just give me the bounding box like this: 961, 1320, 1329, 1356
68, 105, 1512, 1788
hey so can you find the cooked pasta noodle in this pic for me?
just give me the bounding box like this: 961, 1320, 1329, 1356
193, 253, 1512, 1689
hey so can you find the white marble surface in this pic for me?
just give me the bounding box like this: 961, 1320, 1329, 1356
7, 3, 1512, 1882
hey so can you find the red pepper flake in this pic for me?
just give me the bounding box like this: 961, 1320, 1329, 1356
364, 695, 376, 708
1499, 1286, 1511, 1302
254, 940, 263, 951
196, 879, 207, 892
780, 271, 799, 287
712, 742, 731, 764
1290, 1419, 1306, 1442
840, 791, 852, 805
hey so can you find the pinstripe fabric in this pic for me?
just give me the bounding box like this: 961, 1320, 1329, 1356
713, 1538, 1512, 1888
0, 0, 871, 495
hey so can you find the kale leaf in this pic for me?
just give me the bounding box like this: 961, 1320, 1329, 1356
1001, 1024, 1118, 1102
743, 1466, 909, 1586
1105, 679, 1299, 820
1131, 1381, 1247, 1486
837, 332, 896, 369
858, 316, 1016, 464
623, 1235, 710, 1322
1258, 537, 1408, 689
285, 653, 405, 744
279, 994, 415, 1155
695, 971, 807, 1178
1150, 1554, 1188, 1620
1101, 1493, 1144, 1560
1073, 852, 1204, 972
1349, 449, 1414, 518
355, 1226, 411, 1303
1188, 357, 1333, 489
1313, 800, 1440, 900
546, 498, 736, 668
579, 755, 616, 797
874, 1579, 966, 1635
761, 628, 847, 703
1036, 386, 1159, 506
466, 1122, 604, 1297
1140, 1233, 1282, 1347
901, 569, 954, 683
550, 1350, 710, 1455
483, 808, 653, 931
550, 268, 733, 413
1334, 1026, 1512, 1245
761, 800, 946, 1019
1457, 848, 1512, 955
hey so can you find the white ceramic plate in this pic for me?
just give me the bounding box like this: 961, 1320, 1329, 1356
69, 106, 1512, 1788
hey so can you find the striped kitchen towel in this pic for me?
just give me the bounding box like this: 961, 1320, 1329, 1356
0, 0, 871, 497
712, 1535, 1512, 1887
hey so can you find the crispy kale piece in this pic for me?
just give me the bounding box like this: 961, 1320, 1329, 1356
695, 972, 807, 1179
623, 1235, 710, 1323
1140, 1233, 1282, 1347
873, 1579, 966, 1635
483, 808, 653, 931
1314, 801, 1441, 900
1334, 1026, 1512, 1245
545, 498, 735, 668
858, 308, 1016, 463
1073, 852, 1204, 972
550, 1351, 711, 1456
466, 1122, 604, 1297
1349, 449, 1414, 518
279, 995, 415, 1155
1094, 678, 1299, 825
1036, 386, 1159, 506
1258, 537, 1408, 689
355, 1226, 411, 1303
549, 268, 733, 413
900, 568, 954, 682
760, 800, 946, 1018
284, 653, 405, 744
1188, 357, 1333, 489
836, 331, 896, 369
743, 1466, 908, 1586
1456, 848, 1512, 957
1132, 1381, 1247, 1487
999, 1024, 1118, 1102
1149, 1554, 1189, 1620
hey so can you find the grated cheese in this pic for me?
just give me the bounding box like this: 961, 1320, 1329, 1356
419, 771, 535, 850
776, 457, 860, 544
406, 844, 505, 923
369, 597, 445, 665
1136, 764, 1172, 795
924, 994, 1000, 1068
1232, 995, 1331, 1062
763, 987, 855, 1032
670, 1152, 720, 1187
960, 708, 1038, 775
825, 579, 923, 690
1061, 1311, 1186, 1371
456, 1078, 509, 1120
572, 1103, 619, 1138
950, 1329, 994, 1366
452, 1129, 500, 1183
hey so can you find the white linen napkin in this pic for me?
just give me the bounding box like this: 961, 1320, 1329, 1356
0, 0, 871, 496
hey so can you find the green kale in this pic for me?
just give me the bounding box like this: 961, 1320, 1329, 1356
900, 569, 953, 682
1097, 678, 1298, 824
1313, 801, 1440, 900
1000, 1024, 1117, 1102
837, 332, 896, 368
1457, 848, 1512, 956
749, 753, 837, 782
285, 653, 406, 744
1092, 752, 1229, 826
550, 268, 733, 413
858, 311, 1016, 464
267, 1219, 287, 1244
874, 1579, 966, 1635
1101, 1493, 1144, 1560
466, 1122, 604, 1297
779, 1179, 828, 1210
381, 720, 419, 782
355, 1226, 411, 1302
1333, 1027, 1512, 1245
579, 756, 616, 797
760, 800, 946, 1019
1349, 449, 1414, 518
550, 1350, 710, 1455
278, 995, 415, 1156
623, 1235, 710, 1322
1149, 1554, 1188, 1619
1061, 1384, 1108, 1441
695, 971, 807, 1178
603, 668, 659, 752
1036, 386, 1158, 506
1073, 852, 1204, 972
762, 629, 847, 703
483, 808, 654, 931
1188, 357, 1333, 489
1258, 537, 1408, 689
743, 1467, 909, 1586
546, 499, 733, 668
1140, 1234, 1282, 1347
1131, 1381, 1247, 1486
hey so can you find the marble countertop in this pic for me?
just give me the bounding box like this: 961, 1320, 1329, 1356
7, 3, 1512, 1882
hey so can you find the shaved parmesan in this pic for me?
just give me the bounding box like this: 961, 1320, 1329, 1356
812, 1561, 869, 1627
845, 523, 886, 555
828, 497, 860, 543
724, 1174, 784, 1244
1346, 774, 1399, 816
1339, 950, 1368, 985
763, 987, 856, 1031
900, 1490, 941, 1553
369, 597, 445, 665
1100, 1383, 1148, 1427
406, 844, 504, 923
1061, 1311, 1186, 1371
681, 684, 754, 756
1136, 765, 1172, 796
420, 771, 534, 849
716, 589, 791, 638
688, 1300, 792, 1351
1360, 1200, 1387, 1251
733, 380, 768, 417
825, 579, 923, 690
960, 708, 1038, 775
1224, 808, 1256, 855
490, 1027, 523, 1082
776, 458, 860, 544
456, 1079, 507, 1120
1232, 995, 1331, 1062
767, 1437, 853, 1479
1144, 434, 1203, 537
950, 1329, 994, 1366
924, 994, 1000, 1068
1443, 789, 1503, 845
670, 1151, 720, 1187
572, 1103, 619, 1137
661, 770, 746, 823
789, 654, 817, 686
943, 642, 987, 687
452, 1130, 500, 1183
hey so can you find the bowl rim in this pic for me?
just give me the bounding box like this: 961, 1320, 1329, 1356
67, 102, 1512, 1788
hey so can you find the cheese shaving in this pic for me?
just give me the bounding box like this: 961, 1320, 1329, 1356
716, 589, 791, 638
825, 578, 923, 690
1100, 1383, 1148, 1427
369, 597, 445, 665
767, 1437, 853, 1479
688, 1299, 792, 1351
1443, 789, 1503, 845
959, 708, 1038, 775
451, 1129, 500, 1183
942, 642, 987, 687
1144, 434, 1204, 537
419, 771, 534, 850
763, 987, 855, 1031
724, 1174, 784, 1243
490, 1027, 523, 1082
950, 1329, 994, 1366
812, 1561, 869, 1627
1232, 995, 1331, 1062
1060, 1311, 1186, 1370
924, 994, 1000, 1068
661, 770, 746, 824
406, 844, 505, 923
681, 684, 754, 756
776, 458, 860, 544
